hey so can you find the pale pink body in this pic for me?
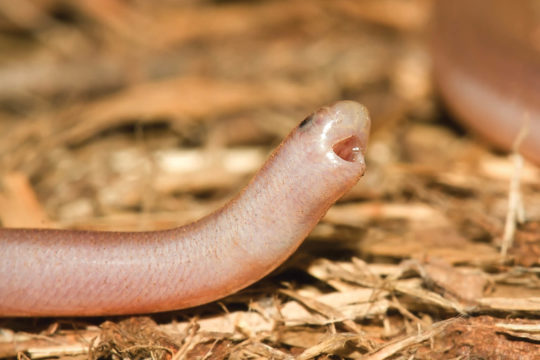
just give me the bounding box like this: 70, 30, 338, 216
0, 101, 370, 317
432, 0, 540, 165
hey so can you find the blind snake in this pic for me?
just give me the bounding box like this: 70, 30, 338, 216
0, 101, 371, 317
432, 0, 540, 165
3, 0, 538, 317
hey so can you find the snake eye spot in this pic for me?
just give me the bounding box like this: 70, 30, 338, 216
299, 114, 314, 128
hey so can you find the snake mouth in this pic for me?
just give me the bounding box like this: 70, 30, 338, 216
332, 135, 363, 162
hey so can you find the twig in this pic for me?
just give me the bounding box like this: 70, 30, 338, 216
363, 318, 458, 360
501, 117, 529, 257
